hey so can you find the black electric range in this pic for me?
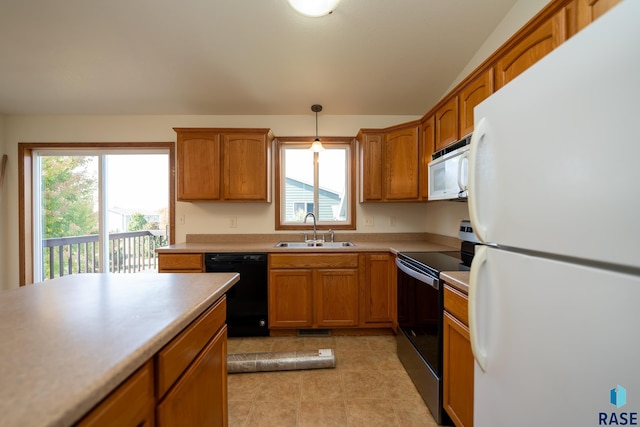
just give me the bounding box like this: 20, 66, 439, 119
397, 251, 469, 277
395, 250, 468, 426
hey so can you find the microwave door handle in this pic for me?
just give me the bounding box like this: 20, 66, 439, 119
457, 151, 469, 192
395, 258, 439, 290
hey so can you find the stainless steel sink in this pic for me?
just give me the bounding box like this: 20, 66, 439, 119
274, 241, 355, 248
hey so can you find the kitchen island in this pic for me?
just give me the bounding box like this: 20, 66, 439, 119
0, 272, 239, 427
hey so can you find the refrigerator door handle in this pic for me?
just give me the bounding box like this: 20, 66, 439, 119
467, 117, 488, 242
469, 244, 488, 372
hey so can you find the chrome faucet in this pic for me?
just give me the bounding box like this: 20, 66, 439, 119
304, 212, 318, 242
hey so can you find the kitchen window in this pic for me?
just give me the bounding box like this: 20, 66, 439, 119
275, 137, 356, 230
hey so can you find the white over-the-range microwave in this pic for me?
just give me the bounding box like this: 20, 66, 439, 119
428, 134, 471, 201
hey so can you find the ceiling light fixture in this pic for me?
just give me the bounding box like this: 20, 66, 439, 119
309, 104, 325, 152
287, 0, 342, 17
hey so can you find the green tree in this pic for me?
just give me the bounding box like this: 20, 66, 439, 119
42, 156, 97, 238
127, 212, 148, 231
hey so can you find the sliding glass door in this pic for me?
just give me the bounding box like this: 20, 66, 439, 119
33, 150, 169, 282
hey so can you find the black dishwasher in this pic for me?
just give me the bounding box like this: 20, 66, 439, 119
204, 253, 268, 337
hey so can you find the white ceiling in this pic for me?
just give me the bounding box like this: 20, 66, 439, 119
0, 0, 519, 116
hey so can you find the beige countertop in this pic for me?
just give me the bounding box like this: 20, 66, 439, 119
156, 232, 460, 255
441, 271, 470, 294
0, 272, 239, 427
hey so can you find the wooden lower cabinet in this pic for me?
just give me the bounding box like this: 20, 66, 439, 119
157, 326, 228, 427
315, 269, 359, 327
359, 253, 394, 327
443, 285, 474, 427
268, 254, 359, 328
76, 361, 155, 427
77, 296, 228, 427
268, 268, 314, 328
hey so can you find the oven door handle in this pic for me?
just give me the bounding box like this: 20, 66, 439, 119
395, 258, 440, 290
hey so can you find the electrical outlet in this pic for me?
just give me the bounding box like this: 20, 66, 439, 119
389, 216, 397, 227
364, 216, 374, 226
230, 217, 238, 228
178, 214, 185, 225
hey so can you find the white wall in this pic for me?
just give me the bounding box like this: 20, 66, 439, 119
0, 115, 6, 288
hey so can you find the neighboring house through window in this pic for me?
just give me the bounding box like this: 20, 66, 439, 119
276, 137, 356, 231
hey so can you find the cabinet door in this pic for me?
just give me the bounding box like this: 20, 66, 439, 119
495, 10, 568, 89
315, 268, 359, 327
576, 0, 620, 29
77, 361, 155, 427
358, 132, 384, 202
443, 312, 474, 427
176, 132, 220, 201
384, 125, 420, 200
157, 326, 228, 427
459, 69, 494, 138
360, 253, 393, 326
420, 116, 435, 200
222, 133, 270, 201
268, 269, 313, 328
435, 96, 459, 151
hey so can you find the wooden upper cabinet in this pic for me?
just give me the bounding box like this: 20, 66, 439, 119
435, 96, 459, 152
384, 125, 420, 200
358, 123, 421, 202
176, 131, 221, 201
495, 9, 569, 90
222, 132, 272, 201
458, 68, 494, 138
576, 0, 621, 30
358, 131, 384, 202
175, 128, 273, 202
420, 116, 434, 200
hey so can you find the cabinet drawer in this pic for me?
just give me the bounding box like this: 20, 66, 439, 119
270, 253, 358, 269
444, 285, 468, 326
158, 254, 203, 272
77, 361, 154, 427
156, 296, 226, 398
157, 326, 228, 427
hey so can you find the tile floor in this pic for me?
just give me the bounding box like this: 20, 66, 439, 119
227, 334, 440, 427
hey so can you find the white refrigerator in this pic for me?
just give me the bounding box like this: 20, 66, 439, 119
467, 1, 640, 426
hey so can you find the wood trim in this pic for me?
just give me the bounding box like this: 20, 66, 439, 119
274, 137, 356, 231
173, 127, 272, 135
18, 142, 175, 286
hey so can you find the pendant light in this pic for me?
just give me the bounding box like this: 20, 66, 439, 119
309, 104, 325, 152
288, 0, 342, 17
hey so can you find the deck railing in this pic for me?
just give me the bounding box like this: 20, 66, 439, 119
42, 230, 167, 279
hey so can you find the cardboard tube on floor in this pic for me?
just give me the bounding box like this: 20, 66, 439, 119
227, 349, 336, 374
